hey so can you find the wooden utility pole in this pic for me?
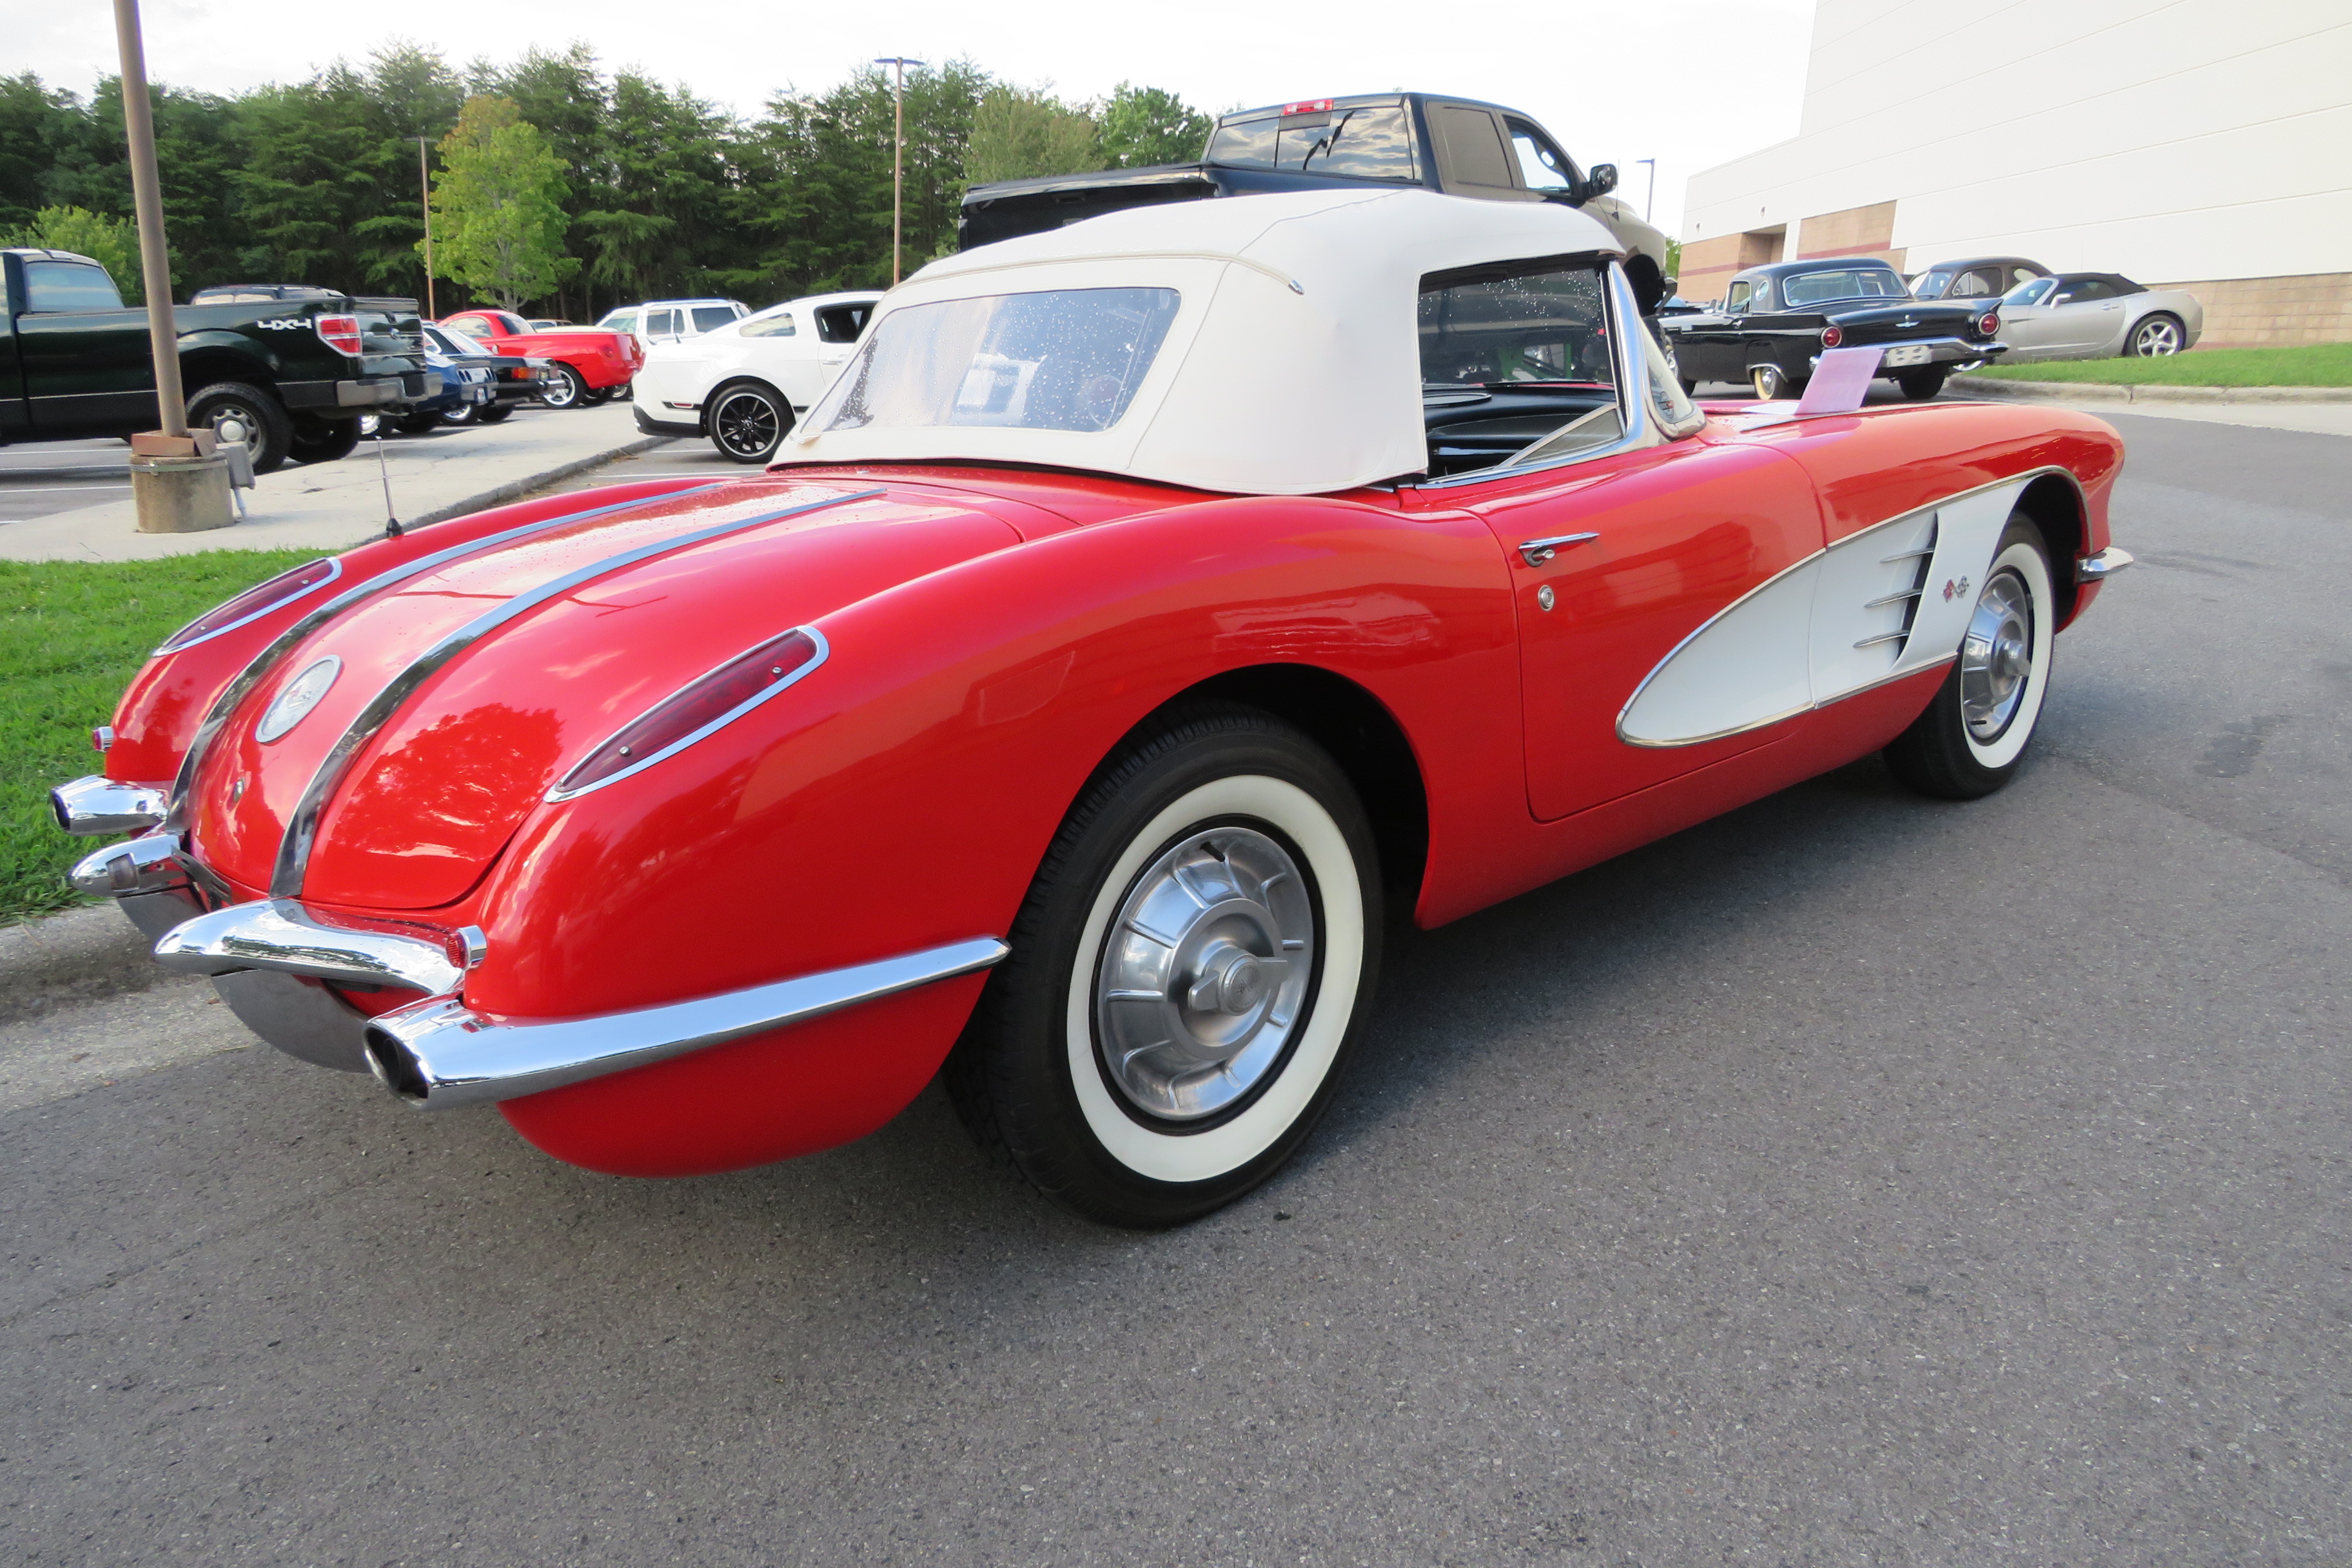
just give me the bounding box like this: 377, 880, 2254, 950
873, 57, 924, 286
112, 0, 184, 436
418, 136, 436, 318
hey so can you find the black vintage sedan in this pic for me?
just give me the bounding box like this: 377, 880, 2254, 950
1661, 257, 2008, 402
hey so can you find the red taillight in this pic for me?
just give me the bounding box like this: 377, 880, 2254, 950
315, 313, 364, 357
155, 557, 341, 654
1821, 324, 1843, 348
1280, 99, 1334, 115
1977, 311, 1999, 337
550, 628, 824, 799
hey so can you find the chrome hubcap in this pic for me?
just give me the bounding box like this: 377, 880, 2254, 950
212, 412, 253, 446
1960, 567, 2034, 742
1095, 825, 1315, 1121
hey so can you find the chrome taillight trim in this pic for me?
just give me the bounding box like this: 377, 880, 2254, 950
362, 936, 1009, 1109
270, 487, 882, 897
164, 484, 729, 828
152, 897, 467, 995
51, 774, 170, 836
155, 557, 343, 656
544, 626, 830, 803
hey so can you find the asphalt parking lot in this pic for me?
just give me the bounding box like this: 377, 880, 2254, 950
3, 410, 2347, 1565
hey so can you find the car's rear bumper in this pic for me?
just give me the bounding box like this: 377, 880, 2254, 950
1812, 337, 2007, 374
634, 406, 701, 438
280, 372, 431, 410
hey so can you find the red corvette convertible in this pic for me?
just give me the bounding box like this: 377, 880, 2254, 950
56, 191, 2130, 1226
437, 309, 643, 409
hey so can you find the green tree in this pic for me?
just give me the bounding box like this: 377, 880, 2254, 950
965, 84, 1100, 185
0, 206, 144, 301
735, 61, 987, 296
0, 74, 84, 231
426, 95, 576, 310
1098, 84, 1210, 169
576, 72, 740, 306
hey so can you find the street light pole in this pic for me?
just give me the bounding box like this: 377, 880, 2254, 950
112, 0, 184, 437
1636, 158, 1657, 222
417, 136, 436, 319
872, 57, 924, 286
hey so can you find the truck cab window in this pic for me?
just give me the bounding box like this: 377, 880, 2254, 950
23, 262, 124, 313
1504, 120, 1578, 194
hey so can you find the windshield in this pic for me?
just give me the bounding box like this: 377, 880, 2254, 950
1912, 271, 1952, 299
2004, 277, 2055, 306
426, 324, 491, 356
1780, 268, 1908, 306
1418, 263, 1612, 387
808, 287, 1181, 435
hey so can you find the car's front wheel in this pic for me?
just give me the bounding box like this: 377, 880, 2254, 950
2129, 314, 2184, 357
286, 414, 361, 464
949, 705, 1383, 1228
1884, 513, 2057, 799
707, 380, 791, 464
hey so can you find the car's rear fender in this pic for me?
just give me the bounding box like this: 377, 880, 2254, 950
462, 493, 1520, 1173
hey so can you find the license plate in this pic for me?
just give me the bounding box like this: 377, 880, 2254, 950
1883, 343, 1933, 368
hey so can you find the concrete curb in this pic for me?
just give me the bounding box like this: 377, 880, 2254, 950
1951, 375, 2352, 404
0, 902, 180, 1026
405, 433, 673, 529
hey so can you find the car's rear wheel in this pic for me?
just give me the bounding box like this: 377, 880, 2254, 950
286, 415, 361, 464
1884, 513, 2057, 799
393, 409, 442, 435
948, 704, 1383, 1228
708, 380, 791, 464
476, 404, 514, 424
540, 364, 588, 408
1896, 368, 1949, 401
2130, 314, 2184, 357
580, 386, 614, 406
438, 400, 480, 426
1750, 362, 1803, 401
186, 382, 294, 473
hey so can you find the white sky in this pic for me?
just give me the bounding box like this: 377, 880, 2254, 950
14, 0, 1818, 239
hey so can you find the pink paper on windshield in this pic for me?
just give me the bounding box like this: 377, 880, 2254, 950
1794, 347, 1885, 416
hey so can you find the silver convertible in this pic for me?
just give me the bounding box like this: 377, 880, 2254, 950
1994, 271, 2204, 360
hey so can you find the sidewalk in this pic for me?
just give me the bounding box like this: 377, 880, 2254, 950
0, 404, 667, 563
1950, 375, 2352, 438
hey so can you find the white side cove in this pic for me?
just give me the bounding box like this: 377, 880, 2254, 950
1618, 478, 2028, 747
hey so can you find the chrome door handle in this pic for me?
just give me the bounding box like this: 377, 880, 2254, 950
1518, 533, 1598, 566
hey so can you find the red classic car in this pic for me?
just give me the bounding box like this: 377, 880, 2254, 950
56, 191, 2130, 1228
436, 309, 644, 408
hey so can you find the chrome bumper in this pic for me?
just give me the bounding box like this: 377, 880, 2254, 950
153, 898, 475, 995
1810, 337, 2006, 372
362, 937, 1009, 1110
52, 775, 168, 836
2077, 546, 2134, 583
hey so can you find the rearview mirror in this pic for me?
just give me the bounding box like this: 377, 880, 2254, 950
1578, 163, 1618, 201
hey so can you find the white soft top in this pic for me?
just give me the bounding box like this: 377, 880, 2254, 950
785, 188, 1623, 495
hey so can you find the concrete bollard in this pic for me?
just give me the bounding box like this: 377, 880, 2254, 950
130, 452, 236, 534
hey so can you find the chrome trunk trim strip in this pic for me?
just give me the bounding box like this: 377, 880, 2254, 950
50, 775, 170, 836
271, 486, 882, 897
363, 936, 1010, 1109
153, 898, 466, 995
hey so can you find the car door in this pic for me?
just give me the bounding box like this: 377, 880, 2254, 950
1409, 255, 1826, 821
15, 256, 153, 434
1992, 278, 2064, 359
2044, 277, 2126, 354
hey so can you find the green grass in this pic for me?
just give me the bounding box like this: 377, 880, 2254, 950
1, 550, 314, 923
1972, 342, 2352, 386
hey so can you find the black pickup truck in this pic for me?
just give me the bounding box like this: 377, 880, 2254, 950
1, 250, 429, 471
960, 93, 1676, 313
1658, 257, 2008, 402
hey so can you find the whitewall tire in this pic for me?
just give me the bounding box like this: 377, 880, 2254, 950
949, 705, 1382, 1227
1885, 513, 2057, 798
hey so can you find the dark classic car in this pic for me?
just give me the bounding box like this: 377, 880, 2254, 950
1660, 257, 2008, 402
3, 254, 428, 470
1908, 257, 2051, 301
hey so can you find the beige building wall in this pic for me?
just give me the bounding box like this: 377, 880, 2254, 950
1680, 0, 2352, 346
